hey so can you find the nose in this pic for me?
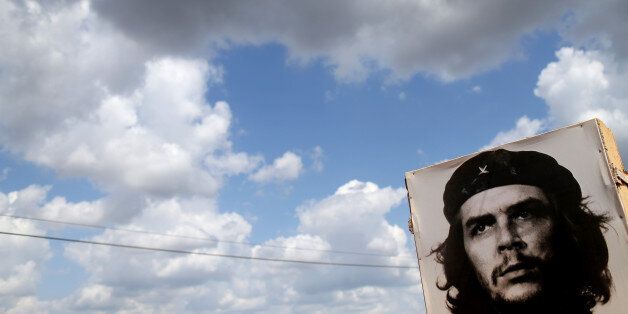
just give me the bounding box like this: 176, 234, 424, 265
497, 224, 526, 252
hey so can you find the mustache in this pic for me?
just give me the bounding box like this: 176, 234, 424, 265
491, 254, 544, 285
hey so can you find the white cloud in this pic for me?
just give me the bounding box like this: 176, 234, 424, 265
484, 0, 628, 157
297, 180, 409, 256
204, 152, 263, 176
0, 1, 262, 209
0, 188, 53, 311
0, 5, 263, 221
0, 0, 147, 151
58, 196, 253, 312
249, 180, 421, 312
485, 46, 628, 157
5, 296, 48, 314
249, 151, 304, 183
72, 284, 115, 311
398, 92, 407, 101
21, 58, 245, 201
40, 197, 105, 225
252, 234, 331, 262
472, 85, 482, 93
534, 47, 628, 155
0, 184, 104, 225
0, 180, 430, 312
39, 180, 421, 312
4, 185, 49, 215
285, 180, 420, 311
482, 116, 545, 150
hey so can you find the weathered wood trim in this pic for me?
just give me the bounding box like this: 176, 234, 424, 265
596, 119, 628, 225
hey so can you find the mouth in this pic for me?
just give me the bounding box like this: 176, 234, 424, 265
501, 263, 531, 275
496, 262, 538, 283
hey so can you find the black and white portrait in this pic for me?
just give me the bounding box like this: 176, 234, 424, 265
406, 121, 628, 314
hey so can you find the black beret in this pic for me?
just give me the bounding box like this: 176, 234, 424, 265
443, 149, 582, 224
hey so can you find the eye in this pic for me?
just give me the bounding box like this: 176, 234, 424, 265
514, 210, 531, 220
510, 199, 549, 221
471, 223, 491, 236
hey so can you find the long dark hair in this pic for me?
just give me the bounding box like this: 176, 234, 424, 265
431, 197, 612, 314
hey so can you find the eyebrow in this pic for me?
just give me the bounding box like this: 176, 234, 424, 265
505, 198, 548, 215
463, 197, 547, 229
464, 214, 493, 230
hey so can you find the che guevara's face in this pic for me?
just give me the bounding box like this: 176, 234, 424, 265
460, 184, 555, 304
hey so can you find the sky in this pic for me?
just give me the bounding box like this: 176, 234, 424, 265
0, 0, 627, 312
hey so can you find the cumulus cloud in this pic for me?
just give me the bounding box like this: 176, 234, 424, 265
284, 180, 419, 311
0, 0, 147, 151
0, 0, 264, 226
485, 46, 628, 156
484, 0, 628, 157
297, 180, 408, 255
1, 184, 103, 224
53, 196, 254, 312
4, 180, 420, 312
42, 180, 421, 312
90, 0, 574, 82
22, 58, 246, 200
249, 151, 304, 183
0, 187, 53, 311
0, 1, 261, 206
482, 116, 545, 150
534, 47, 628, 155
248, 180, 421, 312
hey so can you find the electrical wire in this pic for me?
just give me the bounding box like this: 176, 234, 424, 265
0, 213, 414, 258
0, 230, 418, 269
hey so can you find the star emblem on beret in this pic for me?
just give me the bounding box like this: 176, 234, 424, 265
478, 165, 489, 175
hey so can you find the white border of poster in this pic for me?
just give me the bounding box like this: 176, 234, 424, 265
406, 119, 628, 313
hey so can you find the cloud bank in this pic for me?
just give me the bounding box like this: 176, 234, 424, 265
91, 0, 572, 82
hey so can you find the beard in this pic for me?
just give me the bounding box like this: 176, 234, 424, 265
449, 253, 576, 314
482, 254, 552, 309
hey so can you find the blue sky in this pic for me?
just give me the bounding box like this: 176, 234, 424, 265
0, 0, 627, 312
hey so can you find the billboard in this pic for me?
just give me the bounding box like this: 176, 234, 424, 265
406, 119, 628, 313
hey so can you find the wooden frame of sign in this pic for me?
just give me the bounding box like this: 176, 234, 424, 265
598, 119, 628, 222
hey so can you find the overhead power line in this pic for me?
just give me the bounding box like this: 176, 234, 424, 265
0, 230, 419, 269
0, 213, 413, 259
